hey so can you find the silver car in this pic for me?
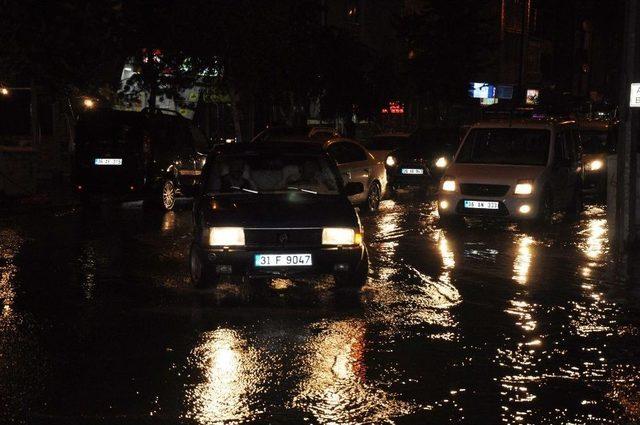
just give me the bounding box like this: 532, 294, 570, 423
438, 119, 584, 224
324, 138, 388, 212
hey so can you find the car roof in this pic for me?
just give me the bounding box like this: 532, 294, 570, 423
212, 141, 326, 156
372, 132, 411, 138
470, 119, 576, 130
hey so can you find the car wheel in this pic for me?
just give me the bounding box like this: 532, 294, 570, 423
190, 244, 217, 288
363, 182, 381, 212
535, 191, 553, 225
161, 179, 176, 211
334, 249, 368, 288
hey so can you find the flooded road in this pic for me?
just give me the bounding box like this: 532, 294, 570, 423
1, 194, 639, 424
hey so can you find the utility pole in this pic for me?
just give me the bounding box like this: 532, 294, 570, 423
615, 0, 639, 252
517, 0, 529, 104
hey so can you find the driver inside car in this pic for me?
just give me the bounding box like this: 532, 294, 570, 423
220, 159, 256, 192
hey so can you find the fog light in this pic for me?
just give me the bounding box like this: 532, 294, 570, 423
519, 205, 531, 214
440, 200, 449, 210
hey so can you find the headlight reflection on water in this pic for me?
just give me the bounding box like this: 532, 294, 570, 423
184, 329, 266, 424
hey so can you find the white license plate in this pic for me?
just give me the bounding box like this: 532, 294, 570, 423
464, 200, 499, 210
401, 168, 424, 175
254, 254, 313, 267
94, 158, 123, 166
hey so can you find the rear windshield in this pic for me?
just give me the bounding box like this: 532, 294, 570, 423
579, 130, 615, 154
75, 113, 144, 153
457, 128, 550, 166
364, 136, 409, 151
203, 152, 340, 195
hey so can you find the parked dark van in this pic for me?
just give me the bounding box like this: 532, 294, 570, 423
73, 109, 209, 210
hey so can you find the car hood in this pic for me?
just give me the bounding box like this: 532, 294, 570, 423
445, 163, 547, 184
201, 193, 359, 229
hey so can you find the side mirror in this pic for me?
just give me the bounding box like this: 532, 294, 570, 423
344, 182, 365, 196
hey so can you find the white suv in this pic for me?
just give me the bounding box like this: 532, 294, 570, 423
438, 119, 584, 224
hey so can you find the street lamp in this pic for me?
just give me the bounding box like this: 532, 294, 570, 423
0, 87, 9, 96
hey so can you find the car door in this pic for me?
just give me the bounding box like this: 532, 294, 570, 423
551, 130, 572, 209
327, 140, 371, 203
171, 119, 198, 188
189, 124, 209, 184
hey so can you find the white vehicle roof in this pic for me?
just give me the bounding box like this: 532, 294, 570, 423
470, 119, 575, 131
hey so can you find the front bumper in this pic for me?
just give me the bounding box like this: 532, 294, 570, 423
438, 192, 542, 220
198, 244, 366, 278
387, 166, 433, 189
583, 170, 606, 195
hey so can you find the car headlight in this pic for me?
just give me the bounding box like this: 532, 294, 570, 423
587, 159, 604, 171
514, 181, 534, 195
322, 227, 360, 245
209, 227, 245, 246
386, 155, 396, 167
441, 178, 456, 192
435, 157, 448, 168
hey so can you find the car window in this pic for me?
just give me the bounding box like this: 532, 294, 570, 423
457, 129, 550, 166
364, 136, 408, 151
190, 125, 209, 152
579, 130, 615, 154
327, 142, 367, 164
555, 131, 570, 162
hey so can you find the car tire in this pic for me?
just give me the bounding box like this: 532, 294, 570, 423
190, 244, 217, 288
161, 179, 177, 211
334, 249, 368, 288
534, 191, 553, 226
362, 182, 381, 212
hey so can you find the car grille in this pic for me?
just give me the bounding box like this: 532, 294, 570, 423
460, 183, 510, 197
244, 228, 323, 248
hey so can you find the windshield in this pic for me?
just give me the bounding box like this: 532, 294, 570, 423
203, 153, 340, 195
456, 128, 550, 166
364, 136, 409, 151
579, 130, 615, 154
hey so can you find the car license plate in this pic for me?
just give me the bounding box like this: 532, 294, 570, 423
401, 168, 424, 175
254, 254, 313, 267
94, 158, 123, 166
464, 200, 499, 210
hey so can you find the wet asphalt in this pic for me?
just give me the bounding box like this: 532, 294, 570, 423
1, 192, 639, 425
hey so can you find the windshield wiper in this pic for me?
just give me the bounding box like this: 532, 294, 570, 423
287, 186, 318, 194
231, 186, 259, 194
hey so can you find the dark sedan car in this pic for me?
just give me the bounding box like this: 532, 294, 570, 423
364, 129, 460, 192
190, 142, 368, 288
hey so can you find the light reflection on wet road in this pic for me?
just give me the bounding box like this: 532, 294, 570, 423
0, 194, 639, 424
